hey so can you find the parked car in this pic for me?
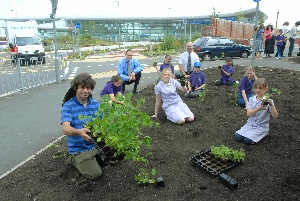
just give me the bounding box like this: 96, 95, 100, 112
193, 36, 253, 61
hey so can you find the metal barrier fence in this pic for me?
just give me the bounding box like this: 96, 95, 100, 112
0, 55, 67, 98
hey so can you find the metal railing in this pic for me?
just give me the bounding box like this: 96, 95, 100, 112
0, 55, 67, 98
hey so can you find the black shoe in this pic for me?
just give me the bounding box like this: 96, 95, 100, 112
132, 90, 140, 94
122, 90, 125, 93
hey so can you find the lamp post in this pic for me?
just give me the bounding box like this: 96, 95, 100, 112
50, 0, 60, 84
114, 1, 121, 49
276, 11, 279, 28
251, 0, 260, 68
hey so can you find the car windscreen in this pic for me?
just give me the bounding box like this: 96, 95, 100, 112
193, 38, 206, 46
16, 36, 41, 46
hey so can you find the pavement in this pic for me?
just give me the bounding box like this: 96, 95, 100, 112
0, 44, 299, 178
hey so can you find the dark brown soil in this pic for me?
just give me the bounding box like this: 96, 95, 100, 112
1, 65, 300, 201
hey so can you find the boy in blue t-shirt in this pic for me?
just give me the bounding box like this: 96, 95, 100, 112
184, 61, 206, 98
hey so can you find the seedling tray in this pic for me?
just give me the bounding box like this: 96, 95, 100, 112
191, 149, 241, 176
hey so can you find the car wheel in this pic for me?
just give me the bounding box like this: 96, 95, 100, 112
240, 51, 248, 58
202, 53, 212, 61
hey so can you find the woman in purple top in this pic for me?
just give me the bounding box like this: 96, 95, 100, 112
155, 55, 175, 83
215, 57, 235, 86
234, 78, 279, 145
100, 75, 124, 104
237, 67, 257, 107
184, 61, 206, 98
151, 68, 194, 124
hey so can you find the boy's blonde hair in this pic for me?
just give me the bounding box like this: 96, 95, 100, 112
253, 78, 268, 89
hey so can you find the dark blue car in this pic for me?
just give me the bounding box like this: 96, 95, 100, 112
193, 36, 253, 61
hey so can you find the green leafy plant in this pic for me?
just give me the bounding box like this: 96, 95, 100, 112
227, 81, 239, 106
261, 88, 282, 105
210, 145, 245, 162
221, 52, 225, 58
82, 93, 159, 185
153, 57, 158, 66
198, 86, 207, 103
134, 167, 157, 185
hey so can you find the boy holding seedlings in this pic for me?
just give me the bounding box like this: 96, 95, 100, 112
184, 61, 206, 98
237, 67, 257, 107
234, 78, 279, 145
61, 73, 103, 180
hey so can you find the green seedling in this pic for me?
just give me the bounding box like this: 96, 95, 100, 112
210, 145, 245, 162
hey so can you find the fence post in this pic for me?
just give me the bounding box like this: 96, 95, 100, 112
17, 58, 24, 93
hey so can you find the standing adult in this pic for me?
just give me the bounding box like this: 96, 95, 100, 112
117, 49, 143, 94
264, 24, 275, 57
175, 41, 200, 85
288, 21, 300, 57
255, 24, 265, 60
61, 72, 102, 180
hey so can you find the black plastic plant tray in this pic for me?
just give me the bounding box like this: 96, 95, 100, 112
191, 149, 241, 176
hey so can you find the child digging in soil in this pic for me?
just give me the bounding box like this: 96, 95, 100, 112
234, 78, 279, 145
237, 67, 258, 107
215, 57, 235, 86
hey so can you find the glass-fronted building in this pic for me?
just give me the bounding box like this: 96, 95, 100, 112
7, 8, 265, 42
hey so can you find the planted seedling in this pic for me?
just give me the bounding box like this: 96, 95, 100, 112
134, 167, 157, 186
210, 145, 245, 162
198, 86, 208, 103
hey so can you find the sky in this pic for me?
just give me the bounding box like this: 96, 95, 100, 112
0, 0, 298, 29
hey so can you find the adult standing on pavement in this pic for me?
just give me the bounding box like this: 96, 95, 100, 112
175, 41, 200, 85
61, 72, 102, 180
117, 49, 143, 94
288, 21, 300, 57
264, 24, 275, 58
255, 24, 265, 60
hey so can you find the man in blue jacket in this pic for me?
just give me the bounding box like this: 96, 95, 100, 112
117, 49, 143, 94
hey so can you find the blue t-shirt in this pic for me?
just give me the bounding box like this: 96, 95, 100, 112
159, 63, 174, 74
220, 65, 235, 84
61, 96, 99, 154
189, 71, 206, 88
275, 34, 284, 46
238, 76, 255, 95
100, 82, 122, 96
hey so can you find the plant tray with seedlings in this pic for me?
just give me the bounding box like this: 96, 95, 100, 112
191, 148, 243, 176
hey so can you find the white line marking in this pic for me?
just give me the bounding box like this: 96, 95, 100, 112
0, 136, 66, 180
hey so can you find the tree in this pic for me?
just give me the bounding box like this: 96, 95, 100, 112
209, 7, 219, 19
235, 6, 246, 23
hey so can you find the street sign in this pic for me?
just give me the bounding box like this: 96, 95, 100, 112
75, 22, 81, 29
253, 0, 261, 2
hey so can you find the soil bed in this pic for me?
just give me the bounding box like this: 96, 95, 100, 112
0, 65, 300, 201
